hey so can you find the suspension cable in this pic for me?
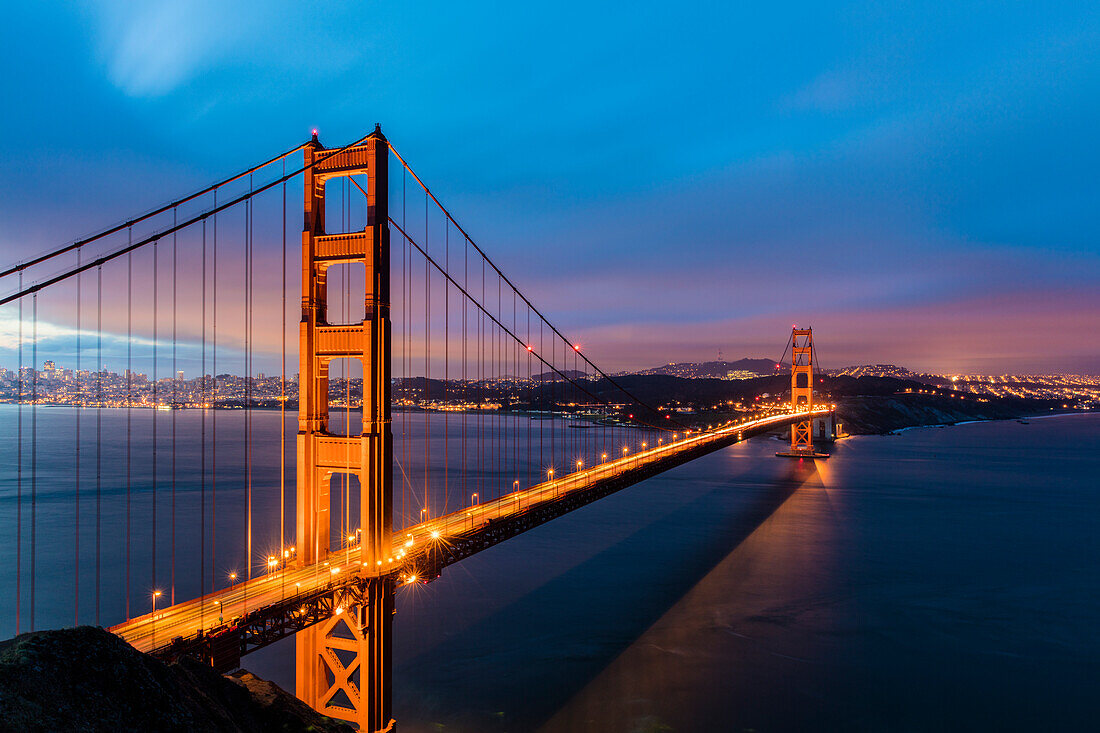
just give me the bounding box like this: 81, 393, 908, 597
14, 274, 21, 635
280, 158, 287, 559
30, 295, 37, 630
74, 252, 81, 625
1, 132, 375, 306
171, 210, 177, 606
388, 145, 679, 429
95, 266, 102, 625
0, 142, 309, 281
389, 218, 676, 433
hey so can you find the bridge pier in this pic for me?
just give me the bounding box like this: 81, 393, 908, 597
296, 577, 395, 731
295, 125, 395, 731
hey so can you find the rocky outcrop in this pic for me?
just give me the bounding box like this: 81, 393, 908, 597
0, 626, 352, 732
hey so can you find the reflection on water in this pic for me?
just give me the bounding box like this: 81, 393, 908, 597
542, 461, 837, 732
380, 415, 1100, 732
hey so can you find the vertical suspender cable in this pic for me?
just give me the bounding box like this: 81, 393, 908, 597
200, 218, 207, 621
539, 319, 543, 487
31, 295, 38, 630
96, 267, 102, 625
530, 299, 534, 493
75, 253, 81, 625
15, 274, 22, 635
171, 210, 177, 605
152, 239, 158, 606
462, 234, 467, 510
424, 193, 429, 517
212, 191, 218, 592
245, 177, 252, 584
400, 169, 406, 527
444, 220, 449, 511
280, 160, 286, 557
126, 240, 132, 620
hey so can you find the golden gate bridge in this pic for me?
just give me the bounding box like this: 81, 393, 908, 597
0, 125, 830, 731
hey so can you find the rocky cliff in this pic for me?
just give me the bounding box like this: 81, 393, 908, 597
0, 626, 352, 732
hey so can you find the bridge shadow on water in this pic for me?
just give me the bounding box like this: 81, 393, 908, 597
391, 454, 829, 732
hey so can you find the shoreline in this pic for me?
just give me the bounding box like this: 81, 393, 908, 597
867, 410, 1093, 437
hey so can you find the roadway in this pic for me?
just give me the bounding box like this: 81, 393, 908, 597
111, 408, 831, 654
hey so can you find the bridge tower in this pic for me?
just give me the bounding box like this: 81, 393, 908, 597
777, 326, 828, 459
295, 125, 395, 732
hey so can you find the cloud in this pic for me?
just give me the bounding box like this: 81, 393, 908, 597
85, 0, 240, 97
0, 313, 156, 352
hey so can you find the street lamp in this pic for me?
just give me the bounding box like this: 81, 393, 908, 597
471, 492, 479, 506
152, 590, 162, 648
228, 571, 237, 584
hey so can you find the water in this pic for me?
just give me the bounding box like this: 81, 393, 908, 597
2, 408, 1098, 730
378, 415, 1100, 731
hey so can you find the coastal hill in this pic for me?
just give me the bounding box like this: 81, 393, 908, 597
0, 626, 352, 732
631, 358, 779, 379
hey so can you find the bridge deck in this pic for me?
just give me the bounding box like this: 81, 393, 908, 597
111, 409, 830, 658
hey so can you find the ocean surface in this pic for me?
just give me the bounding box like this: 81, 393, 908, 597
1, 407, 1098, 731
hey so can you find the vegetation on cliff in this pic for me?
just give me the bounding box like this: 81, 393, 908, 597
0, 626, 351, 732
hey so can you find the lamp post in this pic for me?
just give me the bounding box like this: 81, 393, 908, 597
151, 590, 162, 648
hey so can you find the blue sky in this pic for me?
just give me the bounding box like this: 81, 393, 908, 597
1, 1, 1098, 374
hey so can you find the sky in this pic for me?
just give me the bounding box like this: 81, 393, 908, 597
0, 1, 1098, 375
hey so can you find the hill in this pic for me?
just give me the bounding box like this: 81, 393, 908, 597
0, 626, 352, 732
634, 359, 779, 378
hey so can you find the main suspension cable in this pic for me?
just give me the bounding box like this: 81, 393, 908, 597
0, 142, 309, 281
388, 218, 675, 433
388, 145, 681, 430
2, 132, 375, 306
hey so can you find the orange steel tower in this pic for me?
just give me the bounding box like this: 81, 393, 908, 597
295, 125, 395, 732
777, 326, 828, 458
